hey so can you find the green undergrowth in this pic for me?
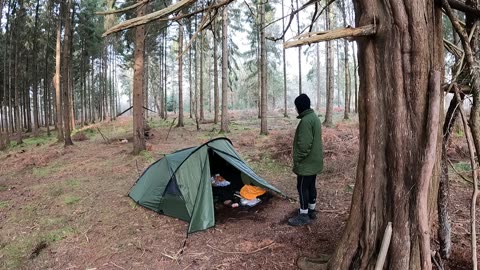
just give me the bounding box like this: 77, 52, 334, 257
8, 134, 55, 149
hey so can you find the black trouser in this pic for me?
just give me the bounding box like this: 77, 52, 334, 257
296, 175, 317, 210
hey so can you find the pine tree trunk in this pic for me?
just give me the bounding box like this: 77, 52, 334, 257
282, 0, 288, 117
220, 6, 229, 133
32, 0, 40, 134
313, 1, 444, 269
14, 43, 22, 144
296, 0, 301, 95
199, 34, 204, 121
323, 4, 333, 127
62, 0, 73, 146
43, 2, 51, 135
132, 1, 146, 155
2, 3, 10, 136
177, 21, 184, 127
213, 20, 219, 124
316, 43, 321, 111
189, 20, 193, 119
159, 34, 165, 119
259, 0, 267, 135
54, 15, 63, 141
342, 2, 350, 120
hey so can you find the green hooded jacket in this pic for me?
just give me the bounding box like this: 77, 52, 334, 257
293, 108, 323, 176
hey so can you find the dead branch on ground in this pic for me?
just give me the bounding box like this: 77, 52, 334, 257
166, 118, 177, 141
96, 128, 111, 144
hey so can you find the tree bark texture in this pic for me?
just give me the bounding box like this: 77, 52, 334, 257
260, 0, 267, 135
133, 1, 146, 155
62, 0, 73, 146
220, 6, 229, 133
199, 33, 204, 121
177, 21, 184, 127
282, 0, 288, 117
323, 4, 333, 127
296, 0, 301, 95
54, 15, 63, 142
438, 90, 463, 259
213, 20, 219, 124
325, 1, 443, 269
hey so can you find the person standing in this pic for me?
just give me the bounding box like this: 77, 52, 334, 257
288, 94, 324, 226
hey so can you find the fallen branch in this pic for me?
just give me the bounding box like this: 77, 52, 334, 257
96, 0, 149, 15
165, 118, 177, 141
284, 25, 376, 49
110, 262, 127, 270
96, 128, 111, 144
207, 241, 275, 254
103, 0, 195, 37
447, 158, 474, 184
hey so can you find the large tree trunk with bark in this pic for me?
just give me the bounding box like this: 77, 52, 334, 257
323, 4, 333, 127
62, 0, 73, 146
132, 1, 146, 155
300, 1, 444, 269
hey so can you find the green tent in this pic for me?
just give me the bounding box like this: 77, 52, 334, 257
129, 137, 284, 233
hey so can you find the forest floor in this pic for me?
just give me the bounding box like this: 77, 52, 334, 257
0, 110, 477, 269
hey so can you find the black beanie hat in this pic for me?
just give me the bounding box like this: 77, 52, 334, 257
294, 94, 311, 114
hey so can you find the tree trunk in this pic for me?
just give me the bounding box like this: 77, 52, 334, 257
296, 0, 301, 95
132, 1, 146, 155
32, 0, 40, 134
323, 4, 333, 127
342, 2, 350, 120
158, 33, 164, 119
213, 20, 219, 124
220, 6, 229, 133
316, 43, 321, 111
14, 44, 22, 145
177, 21, 184, 127
62, 0, 73, 146
54, 14, 63, 142
43, 1, 52, 135
308, 1, 444, 269
282, 0, 288, 117
438, 92, 462, 260
259, 0, 267, 135
353, 41, 358, 114
189, 19, 193, 119
199, 33, 204, 121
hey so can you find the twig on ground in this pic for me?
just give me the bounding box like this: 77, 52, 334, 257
166, 118, 177, 141
207, 241, 275, 254
96, 128, 111, 144
110, 262, 127, 270
447, 158, 474, 185
135, 160, 141, 178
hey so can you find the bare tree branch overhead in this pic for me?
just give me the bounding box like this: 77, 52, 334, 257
96, 0, 150, 15
102, 0, 195, 37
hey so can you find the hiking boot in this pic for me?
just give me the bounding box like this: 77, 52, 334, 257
288, 213, 311, 226
308, 209, 317, 220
